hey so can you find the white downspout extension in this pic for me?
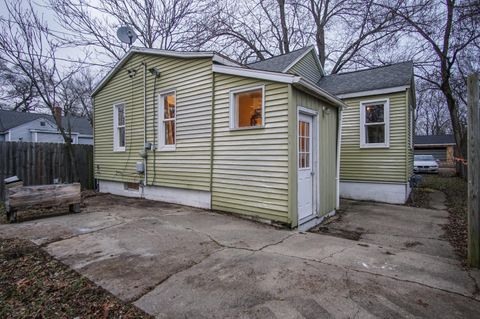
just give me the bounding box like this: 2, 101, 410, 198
336, 107, 343, 209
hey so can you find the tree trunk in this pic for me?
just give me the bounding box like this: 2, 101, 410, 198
278, 0, 290, 54
316, 25, 326, 67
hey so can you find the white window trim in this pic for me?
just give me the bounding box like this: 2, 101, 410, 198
229, 85, 265, 130
360, 98, 390, 149
113, 103, 126, 152
158, 89, 177, 151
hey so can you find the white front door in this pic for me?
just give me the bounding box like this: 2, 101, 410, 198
297, 113, 314, 221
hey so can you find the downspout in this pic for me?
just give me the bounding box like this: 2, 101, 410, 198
208, 70, 215, 210
336, 107, 343, 209
143, 62, 147, 188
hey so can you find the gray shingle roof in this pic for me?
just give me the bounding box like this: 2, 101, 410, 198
0, 109, 92, 135
247, 46, 313, 72
317, 61, 414, 95
414, 135, 455, 146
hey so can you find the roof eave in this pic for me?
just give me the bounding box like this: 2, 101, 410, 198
91, 48, 241, 96
295, 79, 348, 109
212, 65, 346, 109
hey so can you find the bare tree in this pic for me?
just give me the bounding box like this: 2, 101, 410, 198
415, 83, 452, 135
50, 0, 202, 62
0, 59, 41, 112
378, 0, 480, 158
0, 0, 88, 179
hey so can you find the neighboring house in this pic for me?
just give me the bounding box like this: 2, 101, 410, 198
318, 62, 416, 204
92, 46, 345, 229
0, 109, 93, 144
92, 46, 415, 228
414, 135, 456, 163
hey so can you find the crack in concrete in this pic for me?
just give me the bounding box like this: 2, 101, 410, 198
466, 269, 480, 298
130, 247, 227, 304
318, 247, 350, 262
182, 226, 297, 253
261, 249, 480, 303
37, 221, 127, 248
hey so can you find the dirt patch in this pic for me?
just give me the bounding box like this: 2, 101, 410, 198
311, 226, 362, 241
406, 187, 432, 209
0, 238, 152, 318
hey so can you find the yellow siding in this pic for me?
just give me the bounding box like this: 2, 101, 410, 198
340, 92, 409, 183
211, 74, 290, 224
406, 89, 414, 179
291, 88, 338, 217
287, 51, 322, 83
94, 54, 213, 191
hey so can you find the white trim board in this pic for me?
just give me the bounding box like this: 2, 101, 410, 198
98, 180, 211, 209
337, 86, 410, 99
359, 98, 390, 149
340, 181, 411, 204
213, 65, 348, 109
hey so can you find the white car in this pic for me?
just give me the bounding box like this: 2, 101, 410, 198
414, 155, 439, 173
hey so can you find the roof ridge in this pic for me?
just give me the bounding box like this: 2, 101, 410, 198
247, 46, 313, 66
327, 61, 413, 77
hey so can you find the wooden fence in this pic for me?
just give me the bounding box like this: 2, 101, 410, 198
0, 142, 94, 200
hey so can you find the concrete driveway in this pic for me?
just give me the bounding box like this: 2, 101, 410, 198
1, 193, 480, 318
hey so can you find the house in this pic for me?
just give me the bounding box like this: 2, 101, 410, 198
92, 46, 345, 229
318, 62, 416, 204
92, 46, 415, 228
414, 135, 456, 163
0, 109, 93, 144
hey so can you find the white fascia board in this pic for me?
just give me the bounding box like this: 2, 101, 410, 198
296, 78, 348, 109
92, 48, 241, 96
282, 46, 326, 76
30, 129, 80, 135
337, 86, 410, 99
212, 64, 300, 83
213, 65, 347, 109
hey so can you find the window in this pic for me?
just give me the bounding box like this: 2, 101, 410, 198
40, 121, 46, 127
113, 103, 126, 151
298, 120, 311, 168
360, 99, 389, 148
159, 91, 176, 151
230, 86, 264, 129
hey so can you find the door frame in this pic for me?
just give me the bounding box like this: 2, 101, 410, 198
297, 106, 319, 224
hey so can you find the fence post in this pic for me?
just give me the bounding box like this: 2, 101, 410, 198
468, 73, 480, 268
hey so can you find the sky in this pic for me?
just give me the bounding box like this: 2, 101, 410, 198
0, 0, 114, 72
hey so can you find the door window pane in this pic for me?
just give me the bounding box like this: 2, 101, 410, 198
298, 120, 310, 169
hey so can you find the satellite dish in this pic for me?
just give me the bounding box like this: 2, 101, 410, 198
117, 26, 137, 46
